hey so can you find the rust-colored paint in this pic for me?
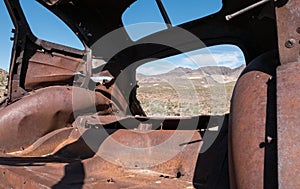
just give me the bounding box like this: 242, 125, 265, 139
0, 86, 111, 153
275, 0, 300, 187
229, 71, 270, 189
25, 50, 85, 90
0, 129, 202, 189
7, 127, 74, 157
277, 62, 300, 188
275, 0, 300, 64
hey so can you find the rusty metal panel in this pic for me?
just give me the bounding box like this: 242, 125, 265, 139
25, 50, 85, 90
7, 128, 74, 157
93, 130, 202, 181
229, 71, 270, 189
0, 86, 112, 153
0, 130, 202, 189
275, 0, 300, 64
0, 166, 52, 189
277, 62, 300, 189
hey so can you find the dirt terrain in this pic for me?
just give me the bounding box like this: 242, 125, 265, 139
137, 65, 244, 116
0, 69, 8, 101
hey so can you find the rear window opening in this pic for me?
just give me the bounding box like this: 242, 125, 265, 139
122, 0, 223, 41
20, 0, 84, 50
160, 0, 223, 26
136, 44, 246, 117
122, 0, 168, 41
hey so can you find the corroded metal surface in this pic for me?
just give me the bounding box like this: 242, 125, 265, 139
229, 71, 269, 189
0, 162, 195, 189
7, 127, 74, 157
0, 113, 230, 188
89, 130, 202, 181
2, 0, 292, 187
275, 0, 300, 64
277, 62, 300, 189
0, 86, 111, 153
25, 50, 85, 90
229, 50, 279, 189
0, 130, 202, 189
276, 0, 300, 187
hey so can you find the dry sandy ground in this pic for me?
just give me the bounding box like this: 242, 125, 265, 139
137, 80, 235, 117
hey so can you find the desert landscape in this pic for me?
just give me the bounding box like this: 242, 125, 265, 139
0, 69, 8, 101
0, 65, 244, 116
137, 65, 244, 116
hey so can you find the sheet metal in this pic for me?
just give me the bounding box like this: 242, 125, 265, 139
229, 71, 270, 189
25, 50, 85, 90
277, 62, 300, 189
0, 129, 202, 189
0, 86, 111, 153
276, 0, 300, 187
275, 0, 300, 64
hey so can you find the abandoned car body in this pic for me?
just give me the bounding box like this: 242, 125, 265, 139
0, 0, 299, 188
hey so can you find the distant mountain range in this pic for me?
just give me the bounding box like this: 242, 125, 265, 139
137, 65, 245, 85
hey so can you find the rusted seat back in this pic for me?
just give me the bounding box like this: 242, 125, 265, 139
229, 50, 279, 189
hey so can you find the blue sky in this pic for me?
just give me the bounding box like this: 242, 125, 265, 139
0, 0, 14, 71
137, 45, 245, 75
123, 0, 223, 40
0, 0, 245, 73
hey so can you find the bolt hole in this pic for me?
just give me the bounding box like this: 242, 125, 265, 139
159, 174, 171, 179
259, 142, 266, 148
106, 178, 115, 183
297, 27, 300, 34
176, 171, 183, 178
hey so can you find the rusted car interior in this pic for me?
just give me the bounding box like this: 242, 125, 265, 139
0, 0, 299, 188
